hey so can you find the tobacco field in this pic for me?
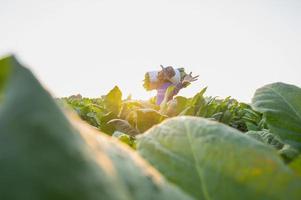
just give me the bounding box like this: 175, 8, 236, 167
0, 55, 301, 200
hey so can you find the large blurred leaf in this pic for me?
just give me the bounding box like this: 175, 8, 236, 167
252, 82, 301, 151
137, 116, 301, 200
289, 155, 301, 176
72, 117, 191, 200
0, 55, 192, 200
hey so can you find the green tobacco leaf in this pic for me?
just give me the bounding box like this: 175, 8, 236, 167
279, 144, 300, 163
185, 87, 207, 116
118, 100, 143, 119
0, 55, 192, 200
74, 120, 192, 200
135, 108, 167, 132
104, 85, 122, 115
165, 96, 189, 117
190, 87, 207, 108
176, 87, 208, 116
0, 55, 11, 93
252, 82, 301, 151
108, 119, 140, 136
137, 116, 301, 200
245, 130, 284, 150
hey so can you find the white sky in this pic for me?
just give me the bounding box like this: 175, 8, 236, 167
0, 0, 300, 102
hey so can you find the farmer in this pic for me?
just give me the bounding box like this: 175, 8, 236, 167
143, 65, 199, 105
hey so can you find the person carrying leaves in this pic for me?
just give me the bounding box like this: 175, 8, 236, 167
143, 65, 199, 105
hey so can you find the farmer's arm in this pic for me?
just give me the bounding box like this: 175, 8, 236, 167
172, 72, 199, 95
172, 82, 185, 96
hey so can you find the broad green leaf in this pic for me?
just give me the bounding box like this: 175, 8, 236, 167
73, 118, 192, 200
135, 108, 167, 132
118, 100, 143, 120
252, 82, 301, 151
0, 55, 124, 199
177, 87, 208, 116
137, 116, 301, 200
104, 85, 122, 115
0, 55, 192, 200
245, 130, 284, 150
279, 144, 300, 163
244, 130, 300, 162
165, 96, 189, 117
108, 119, 139, 136
99, 111, 116, 134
